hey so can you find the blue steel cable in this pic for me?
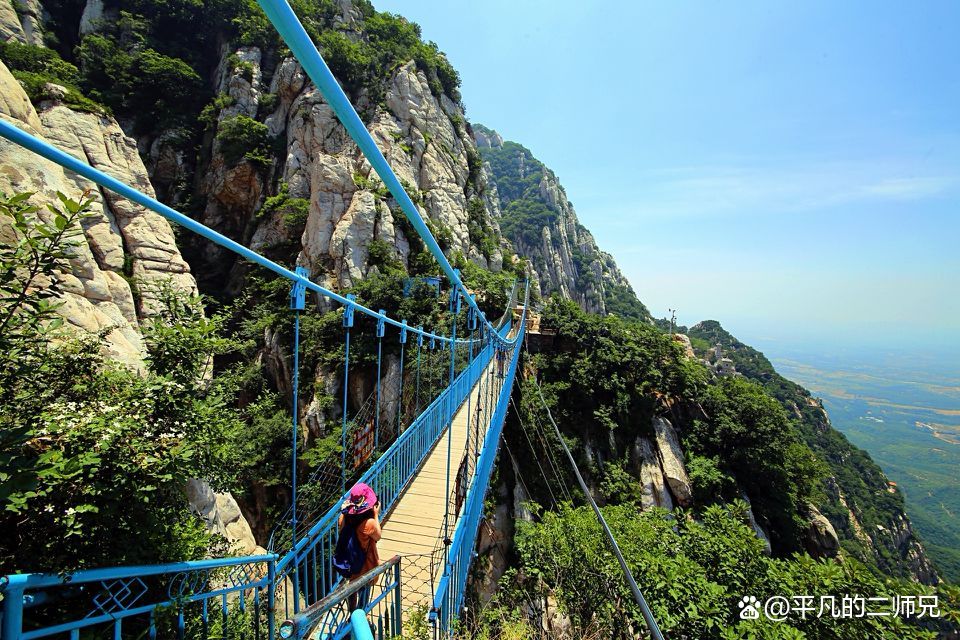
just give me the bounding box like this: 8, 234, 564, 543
533, 382, 665, 640
414, 330, 423, 414
443, 281, 461, 543
396, 321, 407, 433
374, 311, 385, 451
341, 295, 356, 496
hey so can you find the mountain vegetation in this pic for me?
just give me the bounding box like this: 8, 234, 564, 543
687, 320, 938, 583
0, 0, 954, 637
474, 124, 651, 322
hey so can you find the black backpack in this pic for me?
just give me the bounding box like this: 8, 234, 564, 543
332, 520, 365, 579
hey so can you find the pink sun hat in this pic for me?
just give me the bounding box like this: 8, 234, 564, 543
344, 482, 377, 515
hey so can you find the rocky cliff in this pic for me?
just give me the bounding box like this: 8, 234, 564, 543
474, 124, 649, 321
0, 57, 261, 557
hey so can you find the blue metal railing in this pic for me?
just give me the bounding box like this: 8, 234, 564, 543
431, 293, 528, 633
0, 554, 277, 640
278, 556, 401, 640
274, 323, 512, 616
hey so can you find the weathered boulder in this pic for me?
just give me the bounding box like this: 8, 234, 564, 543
653, 416, 693, 506
673, 333, 696, 359
805, 504, 840, 559
632, 436, 673, 511
186, 479, 266, 555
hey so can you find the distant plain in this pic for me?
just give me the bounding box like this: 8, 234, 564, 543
764, 345, 960, 583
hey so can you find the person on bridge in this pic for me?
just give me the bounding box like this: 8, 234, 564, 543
335, 482, 382, 610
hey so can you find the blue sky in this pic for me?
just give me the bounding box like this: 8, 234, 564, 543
373, 0, 959, 354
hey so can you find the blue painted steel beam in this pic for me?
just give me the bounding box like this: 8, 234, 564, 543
350, 610, 374, 640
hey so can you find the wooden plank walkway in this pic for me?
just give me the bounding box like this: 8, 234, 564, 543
377, 359, 497, 612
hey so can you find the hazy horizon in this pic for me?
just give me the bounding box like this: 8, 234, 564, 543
373, 0, 959, 355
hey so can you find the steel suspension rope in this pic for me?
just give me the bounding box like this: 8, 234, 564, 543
533, 381, 665, 640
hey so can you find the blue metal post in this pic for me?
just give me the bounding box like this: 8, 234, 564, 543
375, 311, 385, 452
342, 294, 356, 495
443, 275, 461, 543
267, 557, 277, 640
397, 321, 408, 433
289, 267, 307, 559
1, 584, 24, 640
350, 610, 374, 640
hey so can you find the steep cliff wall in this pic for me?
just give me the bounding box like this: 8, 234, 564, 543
0, 59, 262, 556
474, 124, 649, 321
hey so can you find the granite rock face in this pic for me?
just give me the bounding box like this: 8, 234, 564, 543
0, 59, 259, 553
474, 124, 648, 319
652, 416, 693, 507
0, 60, 195, 369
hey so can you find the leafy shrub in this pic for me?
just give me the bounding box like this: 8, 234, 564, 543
258, 92, 279, 115
199, 92, 236, 127
0, 40, 106, 113
216, 114, 271, 166
77, 26, 203, 131
501, 503, 954, 639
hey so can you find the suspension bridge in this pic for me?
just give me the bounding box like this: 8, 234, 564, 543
0, 0, 672, 637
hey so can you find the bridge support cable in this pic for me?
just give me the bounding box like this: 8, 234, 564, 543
509, 398, 559, 508
532, 382, 666, 640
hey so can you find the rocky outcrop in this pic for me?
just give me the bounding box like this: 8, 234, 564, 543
474, 124, 648, 320
741, 493, 772, 555
653, 417, 693, 507
1, 58, 259, 555
632, 436, 673, 510
187, 479, 266, 556
193, 47, 503, 294
0, 0, 25, 43
805, 504, 840, 559
0, 0, 42, 45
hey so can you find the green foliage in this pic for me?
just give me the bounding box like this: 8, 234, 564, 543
467, 197, 498, 260
0, 191, 291, 573
687, 454, 738, 506
77, 19, 204, 131
534, 297, 704, 450
226, 52, 254, 81
259, 182, 310, 229
686, 320, 930, 580
603, 280, 651, 322
367, 238, 404, 275
496, 503, 952, 639
686, 377, 824, 551
0, 39, 80, 84
0, 40, 106, 113
258, 92, 279, 115
216, 114, 272, 166
199, 92, 236, 127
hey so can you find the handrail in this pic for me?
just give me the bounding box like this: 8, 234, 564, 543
0, 554, 276, 591
278, 556, 400, 639
431, 283, 528, 630
0, 554, 278, 640
276, 321, 512, 574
